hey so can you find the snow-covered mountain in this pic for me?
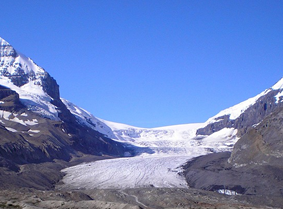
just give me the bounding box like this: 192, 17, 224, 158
2, 36, 283, 158
0, 37, 61, 120
0, 37, 130, 165
2, 36, 283, 190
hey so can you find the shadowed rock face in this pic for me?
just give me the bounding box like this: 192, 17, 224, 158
0, 85, 24, 111
0, 87, 130, 167
196, 89, 283, 137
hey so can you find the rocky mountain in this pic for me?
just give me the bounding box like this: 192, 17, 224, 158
229, 106, 283, 168
0, 37, 131, 171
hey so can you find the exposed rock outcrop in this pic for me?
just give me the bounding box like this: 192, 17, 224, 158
229, 105, 283, 168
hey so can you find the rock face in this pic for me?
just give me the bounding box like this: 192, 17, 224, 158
0, 85, 24, 111
229, 105, 283, 168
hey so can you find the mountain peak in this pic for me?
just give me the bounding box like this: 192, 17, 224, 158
271, 77, 283, 90
0, 36, 17, 58
0, 36, 61, 120
0, 37, 46, 82
0, 37, 11, 46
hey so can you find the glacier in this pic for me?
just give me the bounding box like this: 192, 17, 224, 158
60, 117, 239, 189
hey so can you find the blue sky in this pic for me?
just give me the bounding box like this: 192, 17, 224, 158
1, 0, 283, 127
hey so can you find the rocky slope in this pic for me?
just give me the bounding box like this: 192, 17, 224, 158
184, 105, 283, 206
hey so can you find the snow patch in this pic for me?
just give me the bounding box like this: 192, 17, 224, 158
28, 129, 40, 133
0, 110, 11, 120
5, 127, 17, 132
25, 119, 38, 126
274, 90, 283, 103
217, 189, 239, 196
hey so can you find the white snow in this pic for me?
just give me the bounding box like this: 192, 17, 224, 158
28, 129, 40, 133
0, 110, 38, 126
271, 77, 283, 90
275, 90, 283, 103
25, 119, 38, 126
0, 110, 11, 120
0, 78, 59, 121
9, 116, 27, 126
0, 37, 10, 46
217, 189, 239, 196
5, 127, 18, 132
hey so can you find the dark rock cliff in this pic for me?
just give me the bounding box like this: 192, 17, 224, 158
0, 85, 24, 111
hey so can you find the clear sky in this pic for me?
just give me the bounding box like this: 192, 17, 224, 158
1, 0, 283, 128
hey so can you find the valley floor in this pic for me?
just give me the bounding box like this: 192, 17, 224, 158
0, 154, 281, 209
0, 187, 278, 209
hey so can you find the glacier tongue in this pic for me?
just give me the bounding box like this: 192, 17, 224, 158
60, 127, 238, 189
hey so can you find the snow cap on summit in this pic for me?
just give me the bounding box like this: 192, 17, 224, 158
0, 37, 60, 120
271, 77, 283, 90
0, 37, 11, 46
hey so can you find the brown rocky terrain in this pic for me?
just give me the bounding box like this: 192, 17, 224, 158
184, 106, 283, 208
0, 186, 279, 209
